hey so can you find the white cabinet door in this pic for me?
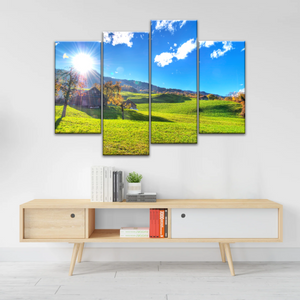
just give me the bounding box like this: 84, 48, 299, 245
171, 209, 278, 238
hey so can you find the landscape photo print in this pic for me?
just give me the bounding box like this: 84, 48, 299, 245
55, 41, 101, 134
151, 20, 197, 144
199, 41, 245, 134
103, 32, 149, 156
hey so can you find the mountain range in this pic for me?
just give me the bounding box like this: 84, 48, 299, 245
55, 69, 223, 97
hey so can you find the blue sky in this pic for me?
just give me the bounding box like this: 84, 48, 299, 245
200, 41, 245, 96
151, 20, 197, 92
103, 32, 148, 83
55, 41, 101, 73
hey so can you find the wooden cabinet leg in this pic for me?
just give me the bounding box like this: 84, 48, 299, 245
69, 243, 80, 276
224, 243, 235, 276
77, 243, 84, 263
219, 243, 226, 263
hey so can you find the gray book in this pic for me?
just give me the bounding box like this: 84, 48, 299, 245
116, 171, 123, 202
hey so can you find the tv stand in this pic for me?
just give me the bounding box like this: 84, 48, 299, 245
20, 199, 282, 276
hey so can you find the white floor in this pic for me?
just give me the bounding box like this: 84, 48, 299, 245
1, 261, 300, 300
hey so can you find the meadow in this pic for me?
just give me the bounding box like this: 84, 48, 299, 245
55, 105, 101, 134
199, 100, 245, 134
103, 92, 198, 155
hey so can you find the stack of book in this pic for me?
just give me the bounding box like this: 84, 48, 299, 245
149, 209, 168, 238
120, 227, 149, 238
91, 166, 124, 202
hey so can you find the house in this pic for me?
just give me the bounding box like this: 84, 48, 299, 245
69, 87, 100, 107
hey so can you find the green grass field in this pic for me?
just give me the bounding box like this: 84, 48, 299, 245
55, 93, 244, 154
55, 105, 101, 134
199, 100, 245, 134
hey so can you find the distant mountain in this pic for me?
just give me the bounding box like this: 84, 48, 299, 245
56, 69, 221, 96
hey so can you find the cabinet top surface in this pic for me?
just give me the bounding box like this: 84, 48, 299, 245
20, 199, 282, 209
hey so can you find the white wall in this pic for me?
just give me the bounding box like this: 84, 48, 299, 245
0, 0, 300, 261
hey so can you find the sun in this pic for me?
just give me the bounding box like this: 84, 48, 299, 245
72, 53, 93, 74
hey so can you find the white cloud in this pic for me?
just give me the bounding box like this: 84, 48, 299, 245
104, 32, 134, 47
174, 43, 177, 47
240, 83, 243, 86
199, 41, 215, 48
154, 52, 174, 67
154, 38, 196, 67
115, 71, 118, 73
155, 20, 187, 33
241, 48, 245, 51
174, 39, 196, 60
55, 42, 59, 46
180, 20, 186, 28
170, 47, 173, 50
103, 32, 111, 43
210, 41, 234, 59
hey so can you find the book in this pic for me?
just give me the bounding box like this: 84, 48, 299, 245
120, 227, 149, 238
113, 171, 116, 202
150, 209, 154, 238
159, 210, 164, 238
98, 166, 104, 202
116, 171, 123, 202
164, 209, 168, 238
108, 167, 113, 202
156, 209, 159, 238
103, 167, 108, 202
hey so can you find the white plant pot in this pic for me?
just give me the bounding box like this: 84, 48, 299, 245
127, 182, 141, 194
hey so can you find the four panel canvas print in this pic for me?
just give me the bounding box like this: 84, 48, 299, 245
55, 41, 101, 133
199, 41, 245, 134
151, 20, 197, 144
54, 25, 246, 154
103, 32, 149, 155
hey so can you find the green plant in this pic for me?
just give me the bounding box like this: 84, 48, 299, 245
126, 172, 143, 183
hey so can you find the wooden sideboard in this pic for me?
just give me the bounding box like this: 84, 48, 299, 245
20, 199, 283, 276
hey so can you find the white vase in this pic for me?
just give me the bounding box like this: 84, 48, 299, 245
127, 182, 141, 194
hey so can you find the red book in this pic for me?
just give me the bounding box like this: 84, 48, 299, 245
149, 209, 152, 238
156, 209, 159, 238
150, 209, 153, 238
159, 210, 165, 238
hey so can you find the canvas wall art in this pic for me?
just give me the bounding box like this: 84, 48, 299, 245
199, 41, 245, 134
151, 20, 197, 144
55, 41, 101, 134
103, 32, 149, 155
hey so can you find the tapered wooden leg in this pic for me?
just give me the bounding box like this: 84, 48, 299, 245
77, 243, 84, 263
224, 243, 235, 276
69, 243, 80, 276
219, 243, 226, 263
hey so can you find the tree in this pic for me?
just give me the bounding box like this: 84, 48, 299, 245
55, 78, 61, 98
56, 68, 86, 118
207, 94, 215, 100
103, 81, 137, 119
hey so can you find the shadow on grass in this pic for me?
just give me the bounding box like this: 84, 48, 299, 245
72, 105, 101, 119
151, 94, 193, 104
55, 117, 62, 129
104, 107, 172, 123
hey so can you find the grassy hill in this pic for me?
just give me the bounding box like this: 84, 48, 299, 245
199, 100, 245, 133
103, 92, 197, 155
55, 105, 101, 134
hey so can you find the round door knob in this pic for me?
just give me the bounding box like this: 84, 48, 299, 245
181, 213, 186, 218
70, 213, 75, 218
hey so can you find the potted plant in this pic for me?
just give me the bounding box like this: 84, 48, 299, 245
126, 172, 143, 194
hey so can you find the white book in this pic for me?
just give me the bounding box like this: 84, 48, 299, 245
108, 167, 113, 202
120, 227, 149, 238
91, 167, 95, 202
95, 166, 99, 202
103, 167, 108, 202
98, 166, 104, 202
